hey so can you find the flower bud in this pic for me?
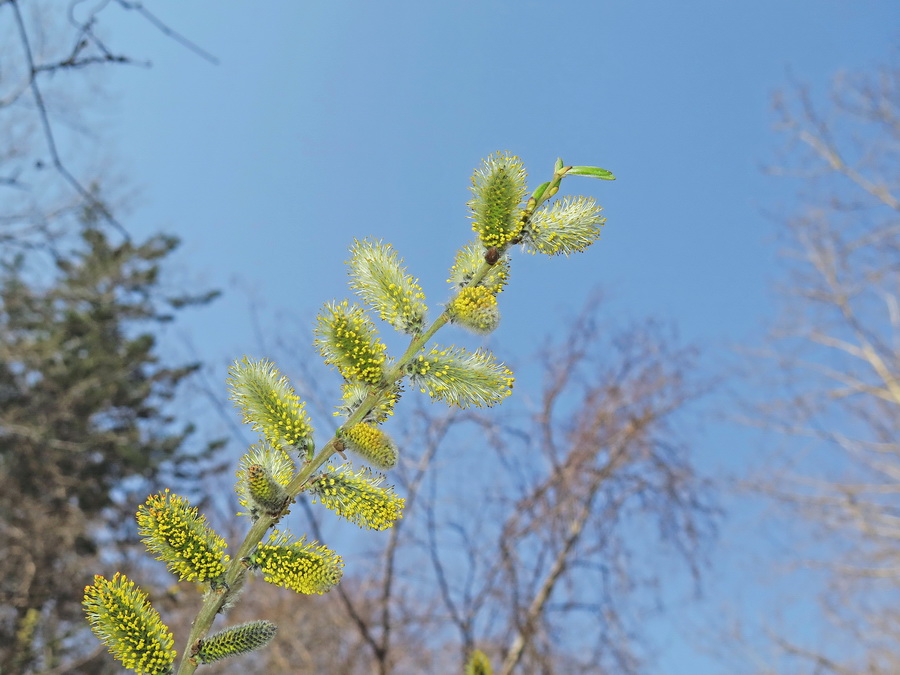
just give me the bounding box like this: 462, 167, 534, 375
245, 463, 289, 517
195, 620, 277, 664
448, 286, 500, 335
342, 422, 398, 469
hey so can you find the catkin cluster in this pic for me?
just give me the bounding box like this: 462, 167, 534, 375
83, 153, 613, 673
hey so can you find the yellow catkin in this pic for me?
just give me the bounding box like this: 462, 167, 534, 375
448, 286, 500, 334
342, 423, 398, 469
311, 466, 405, 531
83, 573, 176, 675
250, 534, 343, 594
136, 490, 227, 583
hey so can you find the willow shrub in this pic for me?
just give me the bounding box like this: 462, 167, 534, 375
82, 153, 614, 674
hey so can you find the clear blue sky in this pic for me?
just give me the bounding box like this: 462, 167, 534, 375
106, 2, 896, 352
94, 2, 897, 672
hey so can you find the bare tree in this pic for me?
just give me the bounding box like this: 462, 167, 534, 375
244, 298, 714, 674
0, 0, 216, 248
0, 4, 223, 672
748, 58, 900, 674
447, 304, 713, 675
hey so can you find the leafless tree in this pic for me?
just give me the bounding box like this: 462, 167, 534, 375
239, 298, 714, 674
746, 58, 900, 674
0, 4, 222, 672
0, 0, 217, 248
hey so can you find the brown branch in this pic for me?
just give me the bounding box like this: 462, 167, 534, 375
8, 0, 130, 240
115, 0, 220, 65
496, 489, 596, 675
374, 410, 456, 675
798, 128, 900, 211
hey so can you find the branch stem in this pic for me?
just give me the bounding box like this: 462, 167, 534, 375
173, 164, 568, 675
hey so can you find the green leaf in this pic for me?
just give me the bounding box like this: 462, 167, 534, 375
553, 157, 564, 172
567, 166, 616, 180
530, 181, 551, 202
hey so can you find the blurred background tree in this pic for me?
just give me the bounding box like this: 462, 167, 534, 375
201, 300, 715, 674
0, 0, 216, 248
0, 2, 221, 672
744, 60, 900, 674
0, 225, 219, 673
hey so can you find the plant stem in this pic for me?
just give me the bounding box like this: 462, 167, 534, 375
173, 166, 567, 674
173, 308, 454, 675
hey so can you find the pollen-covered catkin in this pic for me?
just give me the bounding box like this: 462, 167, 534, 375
82, 573, 177, 675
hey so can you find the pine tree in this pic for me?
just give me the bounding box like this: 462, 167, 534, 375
0, 225, 219, 672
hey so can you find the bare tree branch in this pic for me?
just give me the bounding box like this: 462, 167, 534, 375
115, 0, 220, 65
8, 0, 130, 240
745, 58, 900, 674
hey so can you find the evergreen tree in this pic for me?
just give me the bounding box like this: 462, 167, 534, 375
0, 225, 219, 673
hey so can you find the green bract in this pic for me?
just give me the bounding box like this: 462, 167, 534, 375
567, 165, 616, 180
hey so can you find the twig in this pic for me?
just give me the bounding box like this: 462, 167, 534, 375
115, 0, 220, 65
8, 0, 130, 241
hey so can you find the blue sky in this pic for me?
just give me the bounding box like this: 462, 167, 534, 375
104, 2, 896, 354
88, 2, 898, 672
